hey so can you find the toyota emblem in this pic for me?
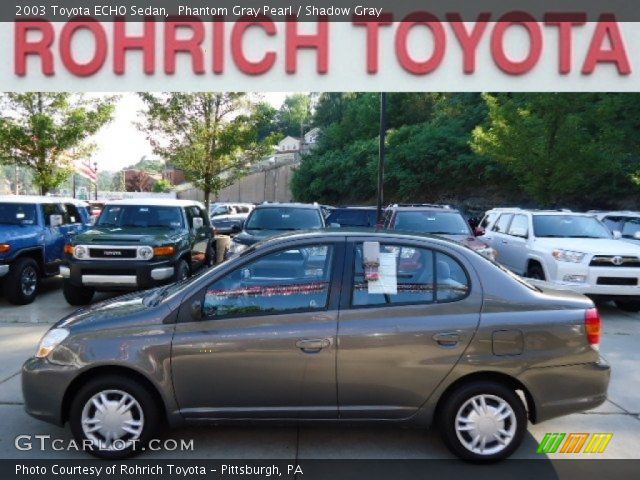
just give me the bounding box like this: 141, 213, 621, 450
611, 256, 624, 266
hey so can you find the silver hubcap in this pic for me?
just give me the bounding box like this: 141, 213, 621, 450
81, 390, 144, 451
455, 394, 517, 455
21, 266, 37, 296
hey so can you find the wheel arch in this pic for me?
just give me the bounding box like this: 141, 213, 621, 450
434, 371, 537, 424
61, 365, 168, 425
10, 247, 45, 273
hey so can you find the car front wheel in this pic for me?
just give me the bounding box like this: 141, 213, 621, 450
69, 375, 162, 459
63, 280, 95, 306
3, 257, 40, 305
438, 381, 526, 461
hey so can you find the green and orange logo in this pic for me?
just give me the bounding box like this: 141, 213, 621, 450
537, 433, 613, 454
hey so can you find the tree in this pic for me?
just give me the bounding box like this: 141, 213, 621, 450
0, 93, 115, 194
276, 93, 312, 137
472, 93, 640, 207
153, 178, 172, 193
137, 93, 275, 210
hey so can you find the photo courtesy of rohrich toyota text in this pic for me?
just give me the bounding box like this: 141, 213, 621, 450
0, 1, 639, 479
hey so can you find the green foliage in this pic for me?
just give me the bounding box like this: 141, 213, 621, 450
137, 93, 276, 209
126, 156, 165, 173
276, 93, 312, 137
0, 93, 116, 194
152, 178, 172, 193
472, 93, 640, 207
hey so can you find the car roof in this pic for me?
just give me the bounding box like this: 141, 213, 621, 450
255, 202, 321, 210
105, 198, 204, 208
0, 195, 89, 206
592, 211, 640, 217
487, 208, 586, 216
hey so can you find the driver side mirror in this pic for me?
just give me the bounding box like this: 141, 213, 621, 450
634, 232, 640, 240
192, 217, 204, 230
613, 230, 622, 239
231, 223, 243, 234
329, 222, 341, 228
49, 214, 63, 228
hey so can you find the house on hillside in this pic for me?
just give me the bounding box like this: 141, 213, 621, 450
162, 165, 186, 186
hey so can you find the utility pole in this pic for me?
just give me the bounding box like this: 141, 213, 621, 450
376, 92, 388, 226
93, 161, 98, 200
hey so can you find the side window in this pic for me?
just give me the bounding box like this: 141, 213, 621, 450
492, 214, 513, 233
62, 203, 81, 224
42, 204, 60, 226
352, 244, 436, 306
602, 217, 622, 232
507, 214, 529, 237
184, 207, 195, 227
197, 207, 210, 227
480, 213, 496, 229
203, 245, 334, 318
435, 252, 470, 302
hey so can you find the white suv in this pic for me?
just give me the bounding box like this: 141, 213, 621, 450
479, 208, 640, 312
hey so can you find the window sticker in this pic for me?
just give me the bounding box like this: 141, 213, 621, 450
368, 252, 397, 295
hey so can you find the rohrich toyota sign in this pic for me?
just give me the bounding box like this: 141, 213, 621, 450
4, 13, 640, 91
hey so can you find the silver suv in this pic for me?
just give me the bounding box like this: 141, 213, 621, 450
480, 208, 640, 311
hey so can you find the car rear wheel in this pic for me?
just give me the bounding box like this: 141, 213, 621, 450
69, 375, 162, 459
63, 280, 95, 306
615, 300, 640, 313
526, 264, 545, 281
438, 381, 526, 461
3, 257, 40, 305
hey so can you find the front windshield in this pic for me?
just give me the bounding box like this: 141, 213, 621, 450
245, 207, 323, 230
97, 205, 184, 229
0, 203, 37, 225
392, 211, 471, 235
533, 215, 611, 238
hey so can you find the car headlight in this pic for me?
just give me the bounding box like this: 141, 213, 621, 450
552, 249, 586, 263
228, 241, 247, 255
74, 246, 87, 259
35, 328, 70, 358
138, 246, 154, 260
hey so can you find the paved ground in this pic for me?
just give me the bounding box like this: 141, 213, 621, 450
0, 281, 638, 460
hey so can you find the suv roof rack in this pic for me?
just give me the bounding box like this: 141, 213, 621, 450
389, 203, 452, 209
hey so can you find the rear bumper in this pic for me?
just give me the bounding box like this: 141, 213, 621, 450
63, 258, 177, 291
520, 361, 610, 423
0, 264, 8, 278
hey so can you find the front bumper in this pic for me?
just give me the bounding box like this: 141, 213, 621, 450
22, 357, 76, 426
0, 264, 8, 278
62, 258, 177, 291
550, 263, 640, 298
520, 361, 610, 423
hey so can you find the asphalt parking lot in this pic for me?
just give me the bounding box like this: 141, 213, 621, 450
0, 276, 639, 460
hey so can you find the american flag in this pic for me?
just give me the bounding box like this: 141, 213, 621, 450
74, 160, 97, 183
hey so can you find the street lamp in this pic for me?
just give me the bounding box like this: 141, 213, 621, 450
93, 161, 98, 200
376, 92, 388, 226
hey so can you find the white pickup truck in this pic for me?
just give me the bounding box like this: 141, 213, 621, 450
479, 208, 640, 312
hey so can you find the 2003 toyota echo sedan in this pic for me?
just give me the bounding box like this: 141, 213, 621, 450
22, 230, 610, 461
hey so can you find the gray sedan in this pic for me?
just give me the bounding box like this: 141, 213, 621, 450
22, 230, 610, 461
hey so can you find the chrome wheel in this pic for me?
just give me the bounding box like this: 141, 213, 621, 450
454, 394, 517, 456
20, 266, 37, 297
81, 389, 144, 451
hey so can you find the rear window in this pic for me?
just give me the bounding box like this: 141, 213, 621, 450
327, 209, 376, 227
245, 207, 323, 230
391, 211, 471, 235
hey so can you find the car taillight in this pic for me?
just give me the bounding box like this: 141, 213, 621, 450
585, 307, 601, 349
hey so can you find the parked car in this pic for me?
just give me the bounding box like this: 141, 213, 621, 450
326, 206, 378, 227
480, 208, 640, 311
210, 203, 253, 236
226, 202, 325, 257
384, 204, 497, 260
591, 211, 640, 244
0, 196, 91, 304
60, 199, 215, 306
23, 229, 609, 460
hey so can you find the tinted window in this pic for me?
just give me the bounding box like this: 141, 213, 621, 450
352, 244, 470, 307
507, 214, 529, 237
245, 207, 323, 230
391, 211, 471, 235
62, 203, 81, 224
97, 205, 184, 229
327, 209, 376, 227
532, 215, 611, 238
492, 214, 513, 233
43, 203, 61, 226
203, 245, 333, 318
620, 218, 640, 238
0, 203, 37, 225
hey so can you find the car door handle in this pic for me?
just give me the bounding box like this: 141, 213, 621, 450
296, 338, 331, 353
433, 332, 461, 347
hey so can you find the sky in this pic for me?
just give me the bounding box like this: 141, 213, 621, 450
90, 92, 290, 172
